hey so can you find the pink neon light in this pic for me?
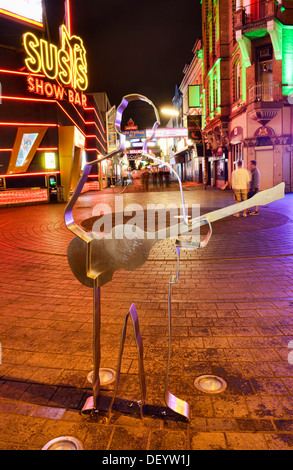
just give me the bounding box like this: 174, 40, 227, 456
0, 89, 106, 153
1, 95, 54, 103
57, 102, 106, 151
0, 171, 60, 178
1, 94, 105, 144
71, 102, 106, 142
38, 148, 58, 151
56, 101, 85, 137
85, 121, 106, 141
0, 96, 105, 144
0, 148, 58, 152
0, 68, 45, 77
85, 106, 106, 133
0, 71, 106, 138
0, 122, 57, 127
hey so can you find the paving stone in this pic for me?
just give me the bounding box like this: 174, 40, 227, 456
191, 431, 227, 450
225, 432, 268, 450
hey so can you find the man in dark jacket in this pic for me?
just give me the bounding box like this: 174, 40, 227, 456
248, 160, 260, 215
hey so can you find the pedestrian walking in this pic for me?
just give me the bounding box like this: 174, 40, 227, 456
152, 167, 157, 187
142, 167, 149, 191
158, 167, 164, 188
106, 160, 114, 187
247, 160, 260, 215
121, 167, 128, 186
231, 160, 251, 217
164, 167, 170, 187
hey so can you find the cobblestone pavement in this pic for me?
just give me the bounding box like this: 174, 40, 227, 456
0, 183, 293, 450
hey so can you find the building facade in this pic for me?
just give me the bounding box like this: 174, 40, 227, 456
179, 40, 206, 183
170, 40, 208, 182
201, 0, 293, 191
0, 2, 107, 206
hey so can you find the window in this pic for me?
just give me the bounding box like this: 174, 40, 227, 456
15, 133, 39, 167
233, 59, 241, 101
213, 74, 218, 109
231, 143, 242, 169
7, 127, 47, 174
205, 81, 210, 116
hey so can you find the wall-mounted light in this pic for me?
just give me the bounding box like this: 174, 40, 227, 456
45, 152, 56, 169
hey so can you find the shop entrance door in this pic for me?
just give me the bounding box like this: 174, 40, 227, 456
70, 147, 82, 192
59, 126, 85, 202
255, 148, 274, 190
199, 163, 203, 183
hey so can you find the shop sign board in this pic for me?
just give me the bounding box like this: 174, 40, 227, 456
124, 130, 146, 139
188, 85, 202, 108
106, 106, 118, 152
23, 25, 88, 107
124, 118, 138, 131
187, 115, 202, 142
146, 128, 188, 138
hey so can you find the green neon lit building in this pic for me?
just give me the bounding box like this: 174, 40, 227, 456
200, 0, 293, 192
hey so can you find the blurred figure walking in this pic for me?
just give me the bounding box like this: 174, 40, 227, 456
247, 160, 260, 215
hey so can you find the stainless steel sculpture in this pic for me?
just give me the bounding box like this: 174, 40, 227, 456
64, 93, 285, 420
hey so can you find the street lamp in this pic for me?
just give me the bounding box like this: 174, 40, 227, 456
160, 108, 181, 117
160, 108, 208, 188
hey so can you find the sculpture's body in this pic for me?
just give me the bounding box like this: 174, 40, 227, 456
64, 94, 285, 420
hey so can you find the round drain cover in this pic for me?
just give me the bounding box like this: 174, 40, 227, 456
42, 436, 83, 450
87, 368, 116, 386
194, 375, 227, 394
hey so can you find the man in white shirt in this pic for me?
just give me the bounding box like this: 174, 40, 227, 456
231, 160, 251, 217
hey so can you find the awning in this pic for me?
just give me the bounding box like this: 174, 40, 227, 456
175, 155, 185, 164
174, 145, 189, 156
174, 146, 191, 164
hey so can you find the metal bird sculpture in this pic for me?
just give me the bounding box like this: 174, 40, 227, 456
64, 94, 285, 419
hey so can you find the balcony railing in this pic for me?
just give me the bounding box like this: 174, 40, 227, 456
234, 0, 276, 28
248, 81, 282, 102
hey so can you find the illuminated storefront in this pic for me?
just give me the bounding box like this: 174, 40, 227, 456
0, 0, 106, 205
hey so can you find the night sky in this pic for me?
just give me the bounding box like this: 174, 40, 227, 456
46, 0, 202, 114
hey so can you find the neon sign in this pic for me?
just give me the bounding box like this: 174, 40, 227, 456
23, 25, 88, 92
146, 128, 188, 138
26, 76, 87, 106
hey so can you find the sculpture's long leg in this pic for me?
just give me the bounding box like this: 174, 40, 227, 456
164, 245, 190, 420
108, 304, 146, 420
92, 284, 101, 408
